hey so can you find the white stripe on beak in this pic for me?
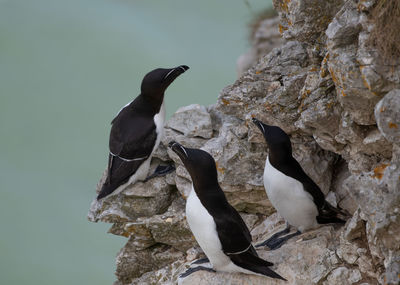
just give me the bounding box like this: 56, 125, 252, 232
179, 145, 188, 158
164, 69, 175, 80
259, 122, 266, 134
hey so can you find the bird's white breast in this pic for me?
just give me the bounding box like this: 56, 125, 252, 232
152, 100, 165, 154
186, 186, 256, 272
186, 186, 230, 269
134, 100, 164, 181
263, 157, 318, 232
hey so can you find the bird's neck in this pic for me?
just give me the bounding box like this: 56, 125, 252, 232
192, 181, 226, 207
268, 145, 292, 166
142, 92, 164, 114
193, 179, 218, 191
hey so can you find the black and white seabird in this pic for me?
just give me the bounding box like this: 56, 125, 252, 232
96, 65, 189, 200
168, 141, 286, 281
252, 118, 348, 249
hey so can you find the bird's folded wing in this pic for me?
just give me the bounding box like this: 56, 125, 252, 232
279, 158, 347, 221
212, 202, 256, 256
109, 114, 157, 160
106, 111, 157, 185
278, 157, 326, 209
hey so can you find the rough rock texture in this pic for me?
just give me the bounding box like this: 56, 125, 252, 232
166, 104, 213, 139
237, 14, 285, 77
273, 0, 345, 43
88, 1, 400, 284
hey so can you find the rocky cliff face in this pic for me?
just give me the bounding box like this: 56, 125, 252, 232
88, 1, 400, 284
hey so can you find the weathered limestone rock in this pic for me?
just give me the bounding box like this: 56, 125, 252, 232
129, 260, 185, 285
237, 15, 284, 77
219, 40, 310, 133
166, 104, 213, 139
343, 145, 400, 285
108, 198, 195, 252
375, 89, 400, 144
88, 1, 400, 284
88, 173, 176, 223
178, 270, 283, 285
323, 267, 362, 285
273, 0, 344, 42
116, 242, 185, 284
326, 2, 377, 125
325, 1, 400, 126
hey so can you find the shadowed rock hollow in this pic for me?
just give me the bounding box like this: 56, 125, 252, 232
88, 1, 400, 284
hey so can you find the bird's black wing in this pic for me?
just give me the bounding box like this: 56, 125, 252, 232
212, 200, 282, 278
229, 249, 286, 280
109, 107, 157, 160
97, 103, 157, 199
203, 190, 262, 258
273, 157, 347, 222
97, 156, 146, 199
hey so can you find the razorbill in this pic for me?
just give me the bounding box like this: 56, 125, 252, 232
168, 141, 286, 281
252, 118, 347, 249
96, 65, 189, 200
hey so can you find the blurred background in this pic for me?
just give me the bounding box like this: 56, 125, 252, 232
0, 0, 273, 284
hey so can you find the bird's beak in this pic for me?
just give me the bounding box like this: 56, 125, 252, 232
163, 65, 190, 81
168, 141, 189, 159
252, 117, 266, 134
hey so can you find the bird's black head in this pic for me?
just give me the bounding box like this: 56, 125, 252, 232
168, 141, 218, 189
141, 65, 189, 97
252, 117, 292, 156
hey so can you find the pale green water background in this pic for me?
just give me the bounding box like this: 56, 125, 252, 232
0, 0, 272, 284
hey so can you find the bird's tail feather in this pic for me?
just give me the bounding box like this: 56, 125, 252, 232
318, 201, 350, 224
249, 245, 261, 259
317, 215, 346, 224
97, 183, 116, 200
97, 156, 142, 200
230, 251, 286, 281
